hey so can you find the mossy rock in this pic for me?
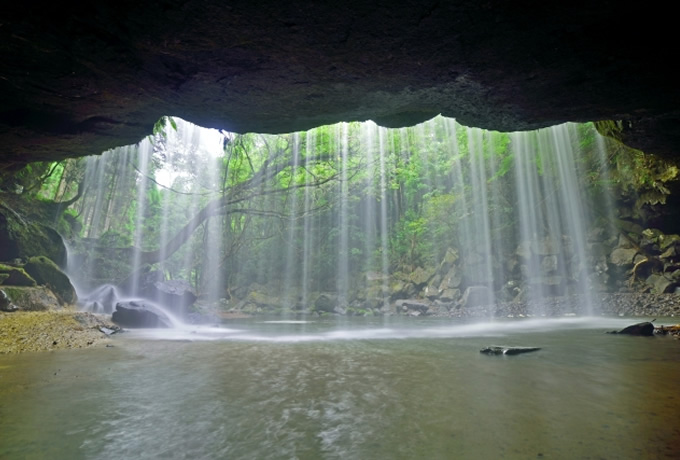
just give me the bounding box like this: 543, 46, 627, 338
1, 286, 61, 311
0, 263, 37, 286
23, 256, 76, 305
0, 205, 67, 267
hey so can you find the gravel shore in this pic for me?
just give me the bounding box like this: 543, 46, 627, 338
0, 311, 120, 354
447, 292, 680, 319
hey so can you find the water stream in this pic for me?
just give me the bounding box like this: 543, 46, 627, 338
1, 316, 678, 459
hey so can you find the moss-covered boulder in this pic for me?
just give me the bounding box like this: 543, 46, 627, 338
23, 256, 76, 305
0, 263, 37, 286
1, 286, 61, 311
0, 203, 67, 267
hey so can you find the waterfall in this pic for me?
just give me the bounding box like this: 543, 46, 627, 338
66, 115, 611, 321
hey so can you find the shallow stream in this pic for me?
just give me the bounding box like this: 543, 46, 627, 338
1, 316, 678, 459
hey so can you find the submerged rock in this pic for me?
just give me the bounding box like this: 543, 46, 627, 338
480, 346, 542, 355
112, 301, 173, 328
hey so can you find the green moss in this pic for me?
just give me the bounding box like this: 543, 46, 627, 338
0, 263, 37, 286
1, 286, 61, 311
23, 256, 76, 305
0, 200, 67, 266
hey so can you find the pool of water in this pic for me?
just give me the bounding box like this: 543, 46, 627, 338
1, 316, 679, 459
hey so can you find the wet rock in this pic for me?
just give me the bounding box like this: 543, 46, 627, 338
0, 285, 61, 311
409, 267, 434, 287
459, 286, 493, 309
112, 301, 173, 328
438, 248, 459, 274
645, 273, 676, 294
117, 267, 165, 298
607, 321, 655, 336
0, 289, 18, 312
395, 299, 430, 315
610, 247, 638, 266
439, 266, 462, 290
480, 346, 541, 355
79, 284, 120, 314
314, 293, 338, 313
23, 256, 77, 305
150, 279, 197, 314
0, 263, 37, 286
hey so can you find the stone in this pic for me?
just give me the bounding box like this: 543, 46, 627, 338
645, 274, 675, 294
610, 248, 638, 266
438, 248, 459, 274
0, 263, 37, 286
439, 289, 461, 302
23, 256, 77, 305
409, 266, 434, 287
0, 209, 67, 267
314, 293, 338, 313
150, 279, 197, 315
541, 255, 558, 274
532, 237, 560, 256
395, 299, 430, 314
0, 289, 18, 312
79, 284, 121, 314
112, 301, 173, 328
480, 346, 541, 355
607, 321, 655, 336
459, 286, 493, 309
439, 266, 462, 290
0, 286, 61, 311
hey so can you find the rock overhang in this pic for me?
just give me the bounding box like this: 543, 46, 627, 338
1, 1, 678, 168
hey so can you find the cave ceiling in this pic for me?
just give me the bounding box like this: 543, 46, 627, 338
1, 1, 678, 168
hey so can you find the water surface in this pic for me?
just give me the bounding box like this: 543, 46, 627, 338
1, 316, 678, 459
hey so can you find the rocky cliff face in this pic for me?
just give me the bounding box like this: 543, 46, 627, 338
1, 1, 679, 169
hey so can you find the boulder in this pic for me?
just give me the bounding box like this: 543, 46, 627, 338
150, 279, 197, 315
532, 237, 560, 256
459, 286, 493, 308
314, 293, 338, 313
0, 286, 61, 311
438, 248, 460, 274
610, 247, 638, 266
645, 274, 676, 294
439, 265, 462, 290
480, 346, 541, 355
117, 267, 165, 298
23, 256, 77, 305
0, 289, 18, 312
0, 209, 67, 267
409, 266, 434, 287
608, 321, 655, 336
0, 263, 37, 286
395, 299, 430, 315
79, 284, 121, 314
439, 288, 461, 302
112, 301, 173, 328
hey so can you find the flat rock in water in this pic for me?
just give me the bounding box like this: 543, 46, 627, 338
480, 346, 542, 355
607, 321, 655, 336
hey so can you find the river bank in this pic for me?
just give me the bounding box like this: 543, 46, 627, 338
2, 292, 679, 354
0, 311, 120, 354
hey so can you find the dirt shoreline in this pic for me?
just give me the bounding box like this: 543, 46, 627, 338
0, 310, 120, 354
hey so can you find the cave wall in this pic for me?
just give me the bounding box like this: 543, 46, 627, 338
1, 1, 678, 168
